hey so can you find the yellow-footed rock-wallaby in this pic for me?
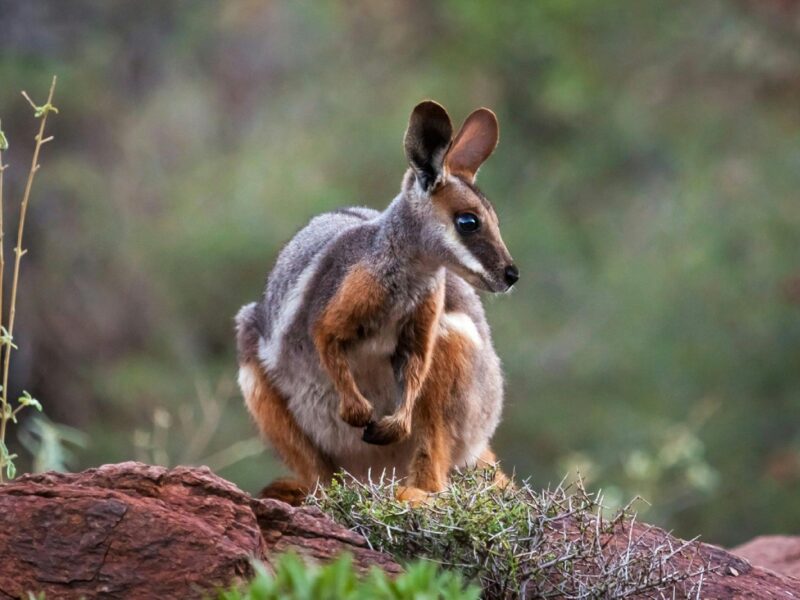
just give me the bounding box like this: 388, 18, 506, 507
236, 101, 518, 504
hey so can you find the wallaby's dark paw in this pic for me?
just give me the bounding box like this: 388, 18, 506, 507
362, 420, 391, 445
362, 416, 409, 446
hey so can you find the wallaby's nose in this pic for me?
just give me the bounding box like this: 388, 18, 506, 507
504, 264, 519, 287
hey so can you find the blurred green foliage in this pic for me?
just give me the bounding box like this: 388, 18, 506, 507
216, 554, 479, 600
1, 1, 799, 545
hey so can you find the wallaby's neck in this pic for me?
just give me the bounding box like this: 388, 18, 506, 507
373, 191, 443, 295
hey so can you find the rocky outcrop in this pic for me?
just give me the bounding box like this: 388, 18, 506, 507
0, 462, 798, 599
733, 535, 800, 579
0, 462, 399, 599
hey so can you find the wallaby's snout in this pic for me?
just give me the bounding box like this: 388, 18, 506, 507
470, 233, 517, 293
504, 263, 519, 288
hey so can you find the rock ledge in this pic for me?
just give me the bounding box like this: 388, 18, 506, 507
0, 462, 399, 599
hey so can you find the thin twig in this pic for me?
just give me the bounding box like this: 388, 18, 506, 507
0, 121, 5, 445
0, 76, 57, 482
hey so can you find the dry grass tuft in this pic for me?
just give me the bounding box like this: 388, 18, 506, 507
310, 468, 716, 599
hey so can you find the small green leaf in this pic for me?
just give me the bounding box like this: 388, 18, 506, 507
32, 103, 59, 118
18, 391, 42, 412
0, 129, 8, 151
0, 326, 17, 349
0, 439, 15, 480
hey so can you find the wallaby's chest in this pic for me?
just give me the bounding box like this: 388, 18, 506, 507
347, 273, 438, 360
352, 317, 403, 359
344, 301, 414, 403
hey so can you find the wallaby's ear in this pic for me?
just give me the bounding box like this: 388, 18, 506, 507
445, 108, 499, 182
404, 101, 453, 192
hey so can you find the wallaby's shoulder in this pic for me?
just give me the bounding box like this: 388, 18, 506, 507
258, 205, 385, 329
268, 206, 382, 288
281, 205, 380, 261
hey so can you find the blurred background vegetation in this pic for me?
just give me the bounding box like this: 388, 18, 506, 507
1, 0, 799, 546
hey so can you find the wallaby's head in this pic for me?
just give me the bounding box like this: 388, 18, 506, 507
402, 101, 518, 293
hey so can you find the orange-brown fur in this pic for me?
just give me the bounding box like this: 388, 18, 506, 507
407, 323, 473, 492
313, 265, 387, 427
259, 477, 312, 505
314, 263, 507, 497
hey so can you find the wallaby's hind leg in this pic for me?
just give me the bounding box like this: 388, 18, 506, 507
238, 361, 335, 493
401, 329, 471, 498
400, 324, 508, 503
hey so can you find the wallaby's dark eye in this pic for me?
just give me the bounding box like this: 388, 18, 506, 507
455, 212, 480, 234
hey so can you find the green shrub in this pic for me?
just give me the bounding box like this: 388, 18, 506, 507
216, 553, 479, 600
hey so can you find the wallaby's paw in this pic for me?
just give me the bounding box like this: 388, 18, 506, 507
395, 486, 434, 506
339, 397, 373, 428
362, 415, 410, 446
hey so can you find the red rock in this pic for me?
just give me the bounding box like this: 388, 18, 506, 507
733, 535, 800, 579
0, 462, 399, 599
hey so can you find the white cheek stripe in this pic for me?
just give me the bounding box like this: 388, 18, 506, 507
440, 311, 483, 348
259, 253, 325, 371
444, 227, 487, 277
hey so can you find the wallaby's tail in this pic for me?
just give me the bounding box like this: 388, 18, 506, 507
235, 302, 261, 365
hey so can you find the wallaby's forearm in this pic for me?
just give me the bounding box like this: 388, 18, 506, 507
313, 264, 387, 428
315, 331, 373, 427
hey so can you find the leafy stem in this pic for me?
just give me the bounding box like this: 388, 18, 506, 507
0, 76, 57, 482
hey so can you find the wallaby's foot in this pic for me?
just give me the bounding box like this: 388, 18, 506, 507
259, 477, 309, 506
362, 414, 411, 446
339, 396, 373, 428
492, 469, 513, 490
476, 448, 513, 490
395, 485, 434, 506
